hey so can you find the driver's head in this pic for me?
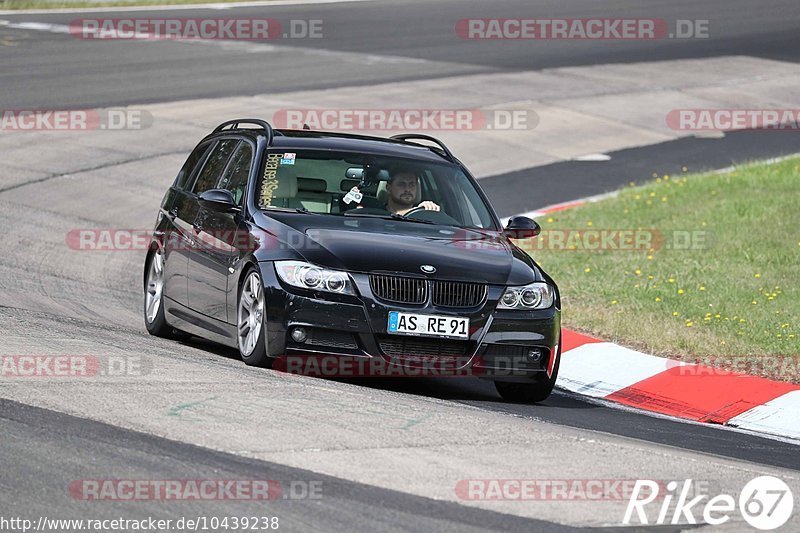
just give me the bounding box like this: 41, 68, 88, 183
386, 167, 418, 209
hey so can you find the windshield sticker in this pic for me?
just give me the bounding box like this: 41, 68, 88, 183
342, 186, 363, 205
259, 153, 282, 208
280, 152, 296, 165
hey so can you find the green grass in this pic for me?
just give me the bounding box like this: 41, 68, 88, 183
528, 157, 800, 382
0, 0, 258, 9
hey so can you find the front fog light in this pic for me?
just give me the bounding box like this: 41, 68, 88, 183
527, 349, 543, 363
291, 327, 307, 343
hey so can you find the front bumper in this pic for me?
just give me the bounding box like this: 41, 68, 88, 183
260, 263, 560, 378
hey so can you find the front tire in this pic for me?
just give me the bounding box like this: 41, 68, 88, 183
494, 346, 560, 403
237, 268, 272, 367
143, 248, 173, 337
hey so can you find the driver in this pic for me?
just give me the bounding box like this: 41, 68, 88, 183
385, 167, 440, 215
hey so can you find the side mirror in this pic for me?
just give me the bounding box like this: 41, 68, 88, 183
198, 189, 240, 213
504, 216, 540, 239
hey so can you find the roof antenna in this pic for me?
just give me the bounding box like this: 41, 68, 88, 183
302, 123, 311, 130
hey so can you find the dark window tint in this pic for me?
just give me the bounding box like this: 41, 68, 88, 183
218, 142, 252, 205
191, 139, 238, 195
174, 141, 211, 190
254, 150, 497, 229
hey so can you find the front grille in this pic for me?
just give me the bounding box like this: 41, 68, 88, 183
369, 274, 427, 304
370, 274, 486, 307
432, 280, 486, 307
377, 335, 471, 364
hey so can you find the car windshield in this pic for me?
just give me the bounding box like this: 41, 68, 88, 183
255, 150, 498, 230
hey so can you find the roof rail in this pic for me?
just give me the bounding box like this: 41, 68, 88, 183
213, 118, 273, 145
390, 134, 455, 162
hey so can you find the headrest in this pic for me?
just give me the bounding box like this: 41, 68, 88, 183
297, 177, 327, 193
340, 178, 360, 191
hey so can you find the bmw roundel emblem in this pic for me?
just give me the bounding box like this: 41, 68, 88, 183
420, 265, 436, 274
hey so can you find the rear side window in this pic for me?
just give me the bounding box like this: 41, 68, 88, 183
174, 141, 211, 190
217, 142, 252, 205
190, 139, 238, 195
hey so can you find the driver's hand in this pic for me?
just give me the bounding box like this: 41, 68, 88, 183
417, 201, 440, 211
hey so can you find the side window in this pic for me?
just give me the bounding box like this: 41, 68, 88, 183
217, 142, 252, 205
454, 171, 493, 229
190, 139, 238, 195
174, 141, 211, 190
460, 189, 483, 227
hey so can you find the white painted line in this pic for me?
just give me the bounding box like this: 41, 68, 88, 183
573, 153, 611, 162
0, 19, 432, 65
691, 131, 726, 139
711, 152, 800, 176
2, 21, 71, 33
557, 342, 685, 398
726, 390, 800, 441
513, 190, 620, 220
511, 153, 800, 221
0, 0, 377, 16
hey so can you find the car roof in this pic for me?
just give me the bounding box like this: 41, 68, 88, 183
206, 128, 458, 164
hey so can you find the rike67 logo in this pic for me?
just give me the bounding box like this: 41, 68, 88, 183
624, 476, 794, 529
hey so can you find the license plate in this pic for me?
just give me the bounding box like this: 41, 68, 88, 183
387, 311, 469, 339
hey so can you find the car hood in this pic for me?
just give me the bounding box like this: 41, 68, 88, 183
256, 213, 541, 286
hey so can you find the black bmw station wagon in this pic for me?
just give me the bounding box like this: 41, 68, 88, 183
144, 119, 561, 402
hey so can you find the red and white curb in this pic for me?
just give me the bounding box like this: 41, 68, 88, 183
558, 330, 800, 441
520, 198, 800, 442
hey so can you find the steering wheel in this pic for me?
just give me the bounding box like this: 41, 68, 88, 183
403, 206, 426, 217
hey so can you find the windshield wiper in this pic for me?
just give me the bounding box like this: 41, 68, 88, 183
389, 213, 438, 225
262, 206, 311, 214
343, 212, 438, 225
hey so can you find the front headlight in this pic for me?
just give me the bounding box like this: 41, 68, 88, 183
275, 261, 356, 295
497, 282, 554, 310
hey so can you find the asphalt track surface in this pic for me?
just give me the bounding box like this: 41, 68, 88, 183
1, 0, 799, 530
486, 129, 800, 217
0, 399, 566, 532
1, 0, 799, 108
